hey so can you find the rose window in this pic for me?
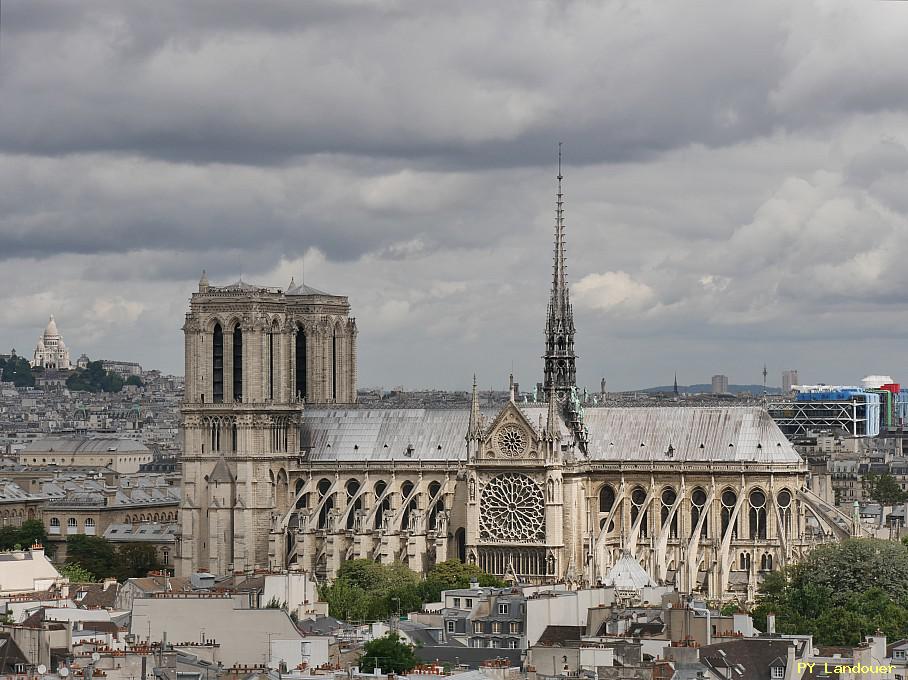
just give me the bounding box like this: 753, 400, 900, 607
479, 473, 545, 543
497, 425, 527, 457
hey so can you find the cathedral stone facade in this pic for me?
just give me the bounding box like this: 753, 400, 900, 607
178, 275, 356, 573
178, 178, 853, 601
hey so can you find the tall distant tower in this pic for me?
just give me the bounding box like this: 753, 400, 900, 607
782, 369, 799, 394
673, 372, 679, 397
543, 144, 576, 401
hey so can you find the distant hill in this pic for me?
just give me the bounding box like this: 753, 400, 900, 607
634, 383, 782, 395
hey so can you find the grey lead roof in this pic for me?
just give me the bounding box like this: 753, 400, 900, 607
286, 282, 330, 296
300, 406, 801, 464
301, 408, 488, 463
583, 407, 802, 463
20, 436, 151, 454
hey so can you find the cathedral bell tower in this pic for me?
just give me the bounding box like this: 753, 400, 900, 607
177, 274, 356, 577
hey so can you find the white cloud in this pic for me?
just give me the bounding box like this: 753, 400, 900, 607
574, 272, 656, 312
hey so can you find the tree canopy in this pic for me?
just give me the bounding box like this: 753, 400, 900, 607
319, 559, 423, 622
359, 632, 418, 674
420, 559, 506, 602
319, 559, 503, 623
65, 535, 163, 581
126, 375, 144, 387
752, 538, 908, 644
66, 361, 125, 393
0, 519, 48, 551
865, 473, 908, 504
0, 355, 34, 387
59, 563, 96, 583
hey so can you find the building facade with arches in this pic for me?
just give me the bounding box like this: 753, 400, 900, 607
177, 178, 852, 601
178, 274, 357, 574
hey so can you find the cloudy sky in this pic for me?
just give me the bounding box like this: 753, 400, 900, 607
3, 0, 908, 391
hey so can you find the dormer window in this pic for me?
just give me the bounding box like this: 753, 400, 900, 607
772, 666, 785, 679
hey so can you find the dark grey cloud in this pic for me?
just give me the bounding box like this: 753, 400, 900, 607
2, 0, 888, 167
2, 1, 908, 389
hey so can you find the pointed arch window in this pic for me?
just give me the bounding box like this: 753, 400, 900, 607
212, 323, 224, 402
232, 324, 243, 402
630, 486, 648, 539
332, 326, 338, 402
295, 325, 307, 401
749, 489, 767, 539
661, 488, 678, 539
721, 489, 738, 539
690, 487, 708, 538
269, 322, 277, 401
598, 485, 615, 514
777, 490, 792, 538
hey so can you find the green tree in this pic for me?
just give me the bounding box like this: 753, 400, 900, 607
320, 576, 370, 622
359, 632, 418, 674
752, 539, 908, 644
59, 563, 96, 583
65, 535, 119, 579
336, 559, 388, 591
0, 355, 35, 387
17, 519, 48, 548
865, 473, 908, 504
115, 542, 163, 579
65, 361, 125, 393
0, 526, 22, 550
720, 601, 744, 616
420, 559, 505, 602
320, 560, 425, 622
126, 375, 144, 387
0, 519, 49, 551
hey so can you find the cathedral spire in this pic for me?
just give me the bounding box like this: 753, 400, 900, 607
543, 142, 577, 400
468, 374, 481, 439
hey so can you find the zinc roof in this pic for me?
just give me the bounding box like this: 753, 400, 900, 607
302, 408, 484, 462
300, 405, 800, 465
583, 406, 802, 463
20, 436, 150, 454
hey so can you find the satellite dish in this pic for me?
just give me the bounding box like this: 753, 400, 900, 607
60, 669, 70, 677
91, 653, 101, 662
37, 665, 48, 675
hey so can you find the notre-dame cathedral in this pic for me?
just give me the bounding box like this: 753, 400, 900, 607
177, 173, 852, 600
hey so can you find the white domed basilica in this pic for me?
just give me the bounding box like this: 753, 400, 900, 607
30, 315, 72, 370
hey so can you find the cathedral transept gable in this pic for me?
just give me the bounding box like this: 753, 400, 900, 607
478, 401, 547, 464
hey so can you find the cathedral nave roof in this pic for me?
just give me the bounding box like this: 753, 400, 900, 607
299, 405, 801, 465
